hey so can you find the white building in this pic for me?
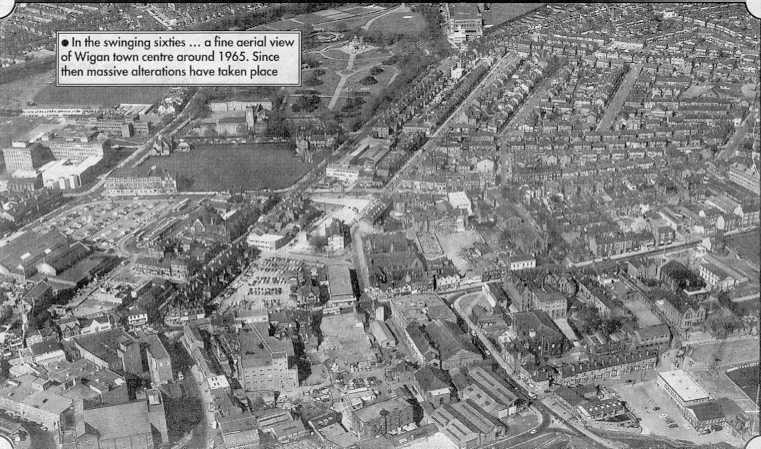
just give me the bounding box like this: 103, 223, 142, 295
657, 370, 710, 412
247, 232, 287, 251
207, 375, 231, 391
326, 163, 360, 185
209, 100, 273, 112
509, 252, 536, 271
38, 156, 102, 190
443, 3, 483, 46
21, 106, 98, 117
447, 191, 472, 216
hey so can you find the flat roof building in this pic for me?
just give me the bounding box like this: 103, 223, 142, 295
326, 264, 355, 313
443, 3, 483, 46
657, 370, 710, 409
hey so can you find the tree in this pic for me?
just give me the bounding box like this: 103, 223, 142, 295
0, 305, 13, 325
304, 74, 324, 87
359, 76, 378, 86
309, 234, 328, 252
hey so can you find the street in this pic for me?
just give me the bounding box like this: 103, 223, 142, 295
386, 52, 521, 190
448, 292, 627, 449
189, 365, 216, 449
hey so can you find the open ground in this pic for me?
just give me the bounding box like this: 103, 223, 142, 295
610, 379, 743, 446
146, 143, 308, 192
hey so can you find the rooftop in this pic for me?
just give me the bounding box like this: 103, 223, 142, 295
83, 400, 151, 441
659, 370, 710, 403
353, 397, 412, 423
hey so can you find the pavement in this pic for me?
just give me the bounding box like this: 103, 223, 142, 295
596, 63, 643, 131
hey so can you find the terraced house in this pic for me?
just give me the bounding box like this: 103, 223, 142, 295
554, 349, 658, 386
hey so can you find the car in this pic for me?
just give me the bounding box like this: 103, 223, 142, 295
529, 429, 537, 435
653, 406, 660, 411
668, 424, 679, 429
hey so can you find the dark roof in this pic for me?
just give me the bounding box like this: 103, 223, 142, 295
30, 339, 62, 355
425, 320, 480, 363
414, 366, 451, 392
143, 334, 170, 361
219, 413, 259, 446
663, 292, 700, 314
0, 230, 68, 272
406, 324, 436, 360
38, 241, 91, 272
687, 401, 725, 422
22, 281, 52, 302
559, 350, 658, 377
486, 283, 509, 304
74, 329, 137, 368
512, 310, 564, 340
634, 324, 670, 341
83, 400, 150, 440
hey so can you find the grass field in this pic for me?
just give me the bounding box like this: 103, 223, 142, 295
686, 338, 760, 370
34, 85, 169, 106
147, 143, 307, 192
0, 71, 53, 110
726, 364, 760, 405
368, 11, 428, 36
483, 3, 545, 26
726, 231, 760, 267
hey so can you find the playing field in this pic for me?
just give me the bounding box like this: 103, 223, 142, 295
33, 85, 169, 106
726, 364, 760, 405
0, 71, 53, 110
483, 3, 545, 26
368, 11, 428, 36
727, 231, 760, 268
147, 143, 308, 192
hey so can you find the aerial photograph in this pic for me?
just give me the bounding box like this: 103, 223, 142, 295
0, 2, 758, 449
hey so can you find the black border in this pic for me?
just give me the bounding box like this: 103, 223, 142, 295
55, 30, 302, 87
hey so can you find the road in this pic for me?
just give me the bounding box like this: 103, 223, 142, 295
720, 108, 756, 161
350, 223, 371, 291
596, 63, 642, 131
67, 89, 204, 198
499, 60, 565, 136
189, 365, 216, 449
328, 51, 359, 111
448, 293, 626, 449
570, 225, 759, 268
361, 4, 408, 31
569, 238, 702, 268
